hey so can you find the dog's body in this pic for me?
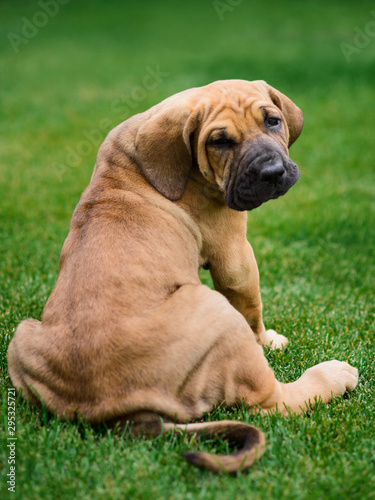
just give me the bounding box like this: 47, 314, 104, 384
8, 80, 358, 472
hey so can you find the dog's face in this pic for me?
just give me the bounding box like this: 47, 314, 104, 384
134, 80, 303, 210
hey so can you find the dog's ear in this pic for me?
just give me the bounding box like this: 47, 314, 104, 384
264, 84, 304, 147
134, 104, 200, 201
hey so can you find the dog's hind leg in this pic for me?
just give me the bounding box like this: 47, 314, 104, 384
7, 318, 44, 404
253, 360, 359, 415
151, 283, 358, 418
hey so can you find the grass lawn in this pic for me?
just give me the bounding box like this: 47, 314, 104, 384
1, 0, 374, 498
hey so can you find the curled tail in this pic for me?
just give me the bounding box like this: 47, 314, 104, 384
164, 420, 266, 473
112, 415, 265, 473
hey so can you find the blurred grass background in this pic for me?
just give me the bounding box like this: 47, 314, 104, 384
0, 0, 374, 498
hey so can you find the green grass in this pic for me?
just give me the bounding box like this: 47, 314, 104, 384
1, 0, 374, 498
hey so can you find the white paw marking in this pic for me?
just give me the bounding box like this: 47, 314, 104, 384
265, 329, 289, 350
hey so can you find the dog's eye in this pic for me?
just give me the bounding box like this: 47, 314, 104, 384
266, 116, 281, 129
208, 135, 235, 147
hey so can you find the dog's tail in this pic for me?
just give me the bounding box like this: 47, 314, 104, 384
111, 415, 265, 473
163, 421, 266, 473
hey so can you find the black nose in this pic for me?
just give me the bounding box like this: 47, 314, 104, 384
260, 161, 285, 184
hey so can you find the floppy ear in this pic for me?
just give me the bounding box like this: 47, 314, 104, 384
265, 84, 304, 147
134, 104, 200, 201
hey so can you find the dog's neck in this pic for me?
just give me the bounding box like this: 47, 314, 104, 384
188, 165, 226, 206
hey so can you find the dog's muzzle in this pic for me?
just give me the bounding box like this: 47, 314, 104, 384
225, 144, 300, 211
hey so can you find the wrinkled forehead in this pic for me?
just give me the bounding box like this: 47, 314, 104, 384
196, 81, 275, 135
206, 79, 268, 97
202, 79, 267, 104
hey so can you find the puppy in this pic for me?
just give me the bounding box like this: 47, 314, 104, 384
8, 80, 358, 472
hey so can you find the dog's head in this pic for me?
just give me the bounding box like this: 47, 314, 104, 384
134, 80, 303, 210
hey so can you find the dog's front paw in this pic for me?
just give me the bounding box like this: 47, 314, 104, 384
264, 329, 289, 350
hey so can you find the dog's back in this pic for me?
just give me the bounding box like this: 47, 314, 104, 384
8, 153, 203, 418
7, 80, 358, 473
